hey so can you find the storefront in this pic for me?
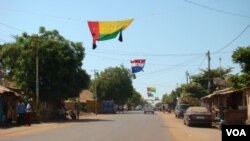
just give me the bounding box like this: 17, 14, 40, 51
201, 88, 247, 125
0, 85, 21, 126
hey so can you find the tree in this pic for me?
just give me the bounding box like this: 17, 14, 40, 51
191, 68, 232, 93
231, 46, 250, 87
162, 94, 175, 108
90, 65, 133, 105
232, 46, 250, 73
0, 27, 90, 102
126, 89, 145, 108
181, 82, 207, 99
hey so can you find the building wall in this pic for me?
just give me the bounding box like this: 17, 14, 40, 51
244, 88, 250, 122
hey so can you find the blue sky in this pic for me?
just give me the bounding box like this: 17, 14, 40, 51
1, 0, 250, 100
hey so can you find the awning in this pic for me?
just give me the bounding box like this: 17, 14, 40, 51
0, 85, 22, 96
201, 88, 242, 100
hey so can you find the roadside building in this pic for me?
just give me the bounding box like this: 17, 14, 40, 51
201, 88, 247, 125
244, 87, 250, 123
0, 85, 22, 126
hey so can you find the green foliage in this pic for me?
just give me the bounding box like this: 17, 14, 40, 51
227, 73, 250, 89
126, 89, 145, 107
162, 94, 175, 108
0, 26, 90, 101
231, 46, 250, 87
181, 82, 207, 98
191, 68, 232, 93
232, 46, 250, 73
179, 94, 201, 106
90, 65, 133, 105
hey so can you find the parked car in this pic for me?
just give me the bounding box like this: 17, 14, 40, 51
136, 105, 143, 111
183, 106, 212, 127
175, 104, 190, 118
143, 104, 154, 114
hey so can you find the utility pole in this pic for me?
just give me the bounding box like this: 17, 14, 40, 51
92, 69, 99, 115
207, 50, 211, 94
186, 71, 189, 84
219, 57, 222, 78
35, 35, 39, 106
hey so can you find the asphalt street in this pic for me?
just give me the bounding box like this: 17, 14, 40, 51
0, 111, 173, 141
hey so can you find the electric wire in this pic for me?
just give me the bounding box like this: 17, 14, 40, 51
212, 23, 250, 54
137, 54, 205, 77
0, 22, 24, 32
185, 0, 250, 19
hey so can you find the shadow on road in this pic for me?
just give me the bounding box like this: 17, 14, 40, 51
0, 118, 114, 129
58, 118, 114, 123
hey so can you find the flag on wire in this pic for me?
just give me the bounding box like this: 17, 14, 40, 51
147, 87, 156, 97
130, 59, 146, 73
87, 19, 134, 49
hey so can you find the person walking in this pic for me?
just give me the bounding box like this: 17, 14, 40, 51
162, 105, 166, 113
16, 100, 26, 126
25, 99, 32, 126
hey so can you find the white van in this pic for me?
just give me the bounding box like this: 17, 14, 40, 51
143, 104, 154, 114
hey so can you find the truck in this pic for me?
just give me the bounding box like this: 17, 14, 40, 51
102, 100, 116, 114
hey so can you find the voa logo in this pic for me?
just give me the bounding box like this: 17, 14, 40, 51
226, 129, 246, 136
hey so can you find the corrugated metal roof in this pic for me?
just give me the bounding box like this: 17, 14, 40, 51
201, 88, 241, 100
0, 85, 21, 96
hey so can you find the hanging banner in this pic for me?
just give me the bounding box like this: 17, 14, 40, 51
147, 87, 156, 97
87, 19, 134, 49
130, 59, 146, 73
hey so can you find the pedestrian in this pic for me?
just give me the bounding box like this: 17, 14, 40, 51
58, 103, 67, 120
75, 103, 80, 119
162, 105, 166, 113
16, 100, 26, 126
25, 99, 32, 126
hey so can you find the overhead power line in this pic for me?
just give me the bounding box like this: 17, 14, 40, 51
213, 23, 250, 54
185, 0, 250, 19
1, 7, 82, 22
137, 54, 205, 77
0, 22, 24, 32
86, 49, 204, 57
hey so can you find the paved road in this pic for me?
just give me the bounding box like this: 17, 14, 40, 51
0, 111, 173, 141
158, 111, 221, 141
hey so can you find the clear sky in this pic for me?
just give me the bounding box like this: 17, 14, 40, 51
1, 0, 250, 100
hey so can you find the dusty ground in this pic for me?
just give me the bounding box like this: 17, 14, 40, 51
158, 112, 221, 141
0, 113, 111, 138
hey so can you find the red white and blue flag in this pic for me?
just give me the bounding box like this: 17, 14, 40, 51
130, 59, 146, 73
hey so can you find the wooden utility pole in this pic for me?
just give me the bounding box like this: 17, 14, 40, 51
35, 35, 39, 106
207, 51, 211, 94
92, 69, 99, 115
219, 57, 222, 78
186, 71, 189, 84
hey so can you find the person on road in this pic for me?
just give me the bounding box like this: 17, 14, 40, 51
25, 99, 32, 126
16, 100, 26, 126
162, 105, 166, 113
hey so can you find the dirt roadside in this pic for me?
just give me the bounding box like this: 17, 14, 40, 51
0, 113, 110, 138
158, 112, 221, 141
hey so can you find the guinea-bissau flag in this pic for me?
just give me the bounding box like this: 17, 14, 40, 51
147, 87, 156, 92
147, 87, 156, 97
87, 19, 134, 49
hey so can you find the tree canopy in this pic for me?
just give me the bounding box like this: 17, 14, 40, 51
90, 65, 134, 105
231, 45, 250, 87
191, 68, 232, 93
126, 89, 145, 108
0, 27, 90, 101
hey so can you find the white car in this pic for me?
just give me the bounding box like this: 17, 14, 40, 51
143, 104, 154, 114
136, 105, 143, 111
